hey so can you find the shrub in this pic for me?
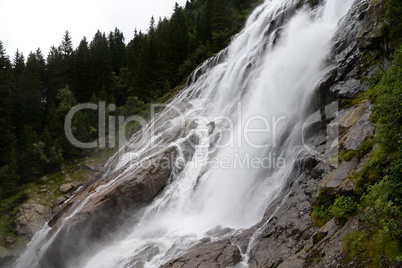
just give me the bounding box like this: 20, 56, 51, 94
311, 192, 335, 227
331, 196, 357, 223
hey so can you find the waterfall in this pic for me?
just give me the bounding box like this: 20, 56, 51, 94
15, 0, 355, 267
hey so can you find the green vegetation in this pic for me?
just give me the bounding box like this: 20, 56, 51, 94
339, 138, 375, 162
0, 147, 115, 247
384, 0, 402, 44
341, 45, 402, 267
0, 0, 263, 246
311, 2, 402, 261
313, 45, 402, 266
311, 192, 358, 227
311, 190, 335, 227
331, 196, 357, 224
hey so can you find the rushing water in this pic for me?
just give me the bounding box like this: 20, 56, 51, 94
15, 0, 354, 267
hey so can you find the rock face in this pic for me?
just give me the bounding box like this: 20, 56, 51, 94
321, 158, 359, 189
341, 102, 374, 151
0, 246, 12, 268
15, 0, 387, 267
15, 204, 52, 237
356, 0, 388, 50
162, 0, 385, 267
162, 239, 241, 268
39, 146, 178, 268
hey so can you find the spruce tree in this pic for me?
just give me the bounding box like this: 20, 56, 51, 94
74, 37, 92, 102
0, 41, 16, 167
90, 30, 113, 100
108, 28, 126, 75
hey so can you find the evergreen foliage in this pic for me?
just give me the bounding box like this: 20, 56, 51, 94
0, 0, 260, 200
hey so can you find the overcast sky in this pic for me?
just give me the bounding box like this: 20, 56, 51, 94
0, 0, 188, 58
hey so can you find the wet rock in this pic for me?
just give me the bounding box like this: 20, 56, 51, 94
54, 196, 67, 205
71, 181, 83, 189
186, 120, 198, 132
277, 258, 304, 268
189, 133, 200, 146
207, 121, 215, 135
343, 105, 374, 151
356, 0, 388, 50
0, 246, 10, 258
59, 183, 73, 194
161, 239, 241, 268
40, 147, 178, 268
15, 204, 52, 237
303, 218, 360, 267
321, 158, 359, 189
177, 134, 199, 173
330, 78, 365, 99
338, 106, 365, 129
200, 237, 211, 243
127, 244, 160, 267
209, 132, 221, 150
248, 172, 318, 268
0, 246, 13, 267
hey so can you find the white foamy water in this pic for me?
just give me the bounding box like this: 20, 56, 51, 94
15, 0, 354, 267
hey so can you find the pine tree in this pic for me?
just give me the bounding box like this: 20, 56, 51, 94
74, 37, 92, 102
0, 148, 19, 199
169, 4, 190, 83
18, 126, 43, 182
59, 31, 75, 88
108, 28, 126, 75
90, 30, 113, 100
197, 0, 213, 43
46, 46, 64, 107
60, 30, 73, 60
16, 50, 46, 133
12, 50, 25, 78
0, 41, 16, 167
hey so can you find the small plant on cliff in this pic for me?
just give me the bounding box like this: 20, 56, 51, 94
311, 191, 335, 227
331, 196, 358, 224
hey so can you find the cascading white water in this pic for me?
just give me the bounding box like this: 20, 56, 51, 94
15, 0, 354, 267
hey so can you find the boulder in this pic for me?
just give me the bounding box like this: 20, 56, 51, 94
39, 176, 49, 182
59, 183, 73, 194
207, 121, 216, 135
15, 204, 52, 237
